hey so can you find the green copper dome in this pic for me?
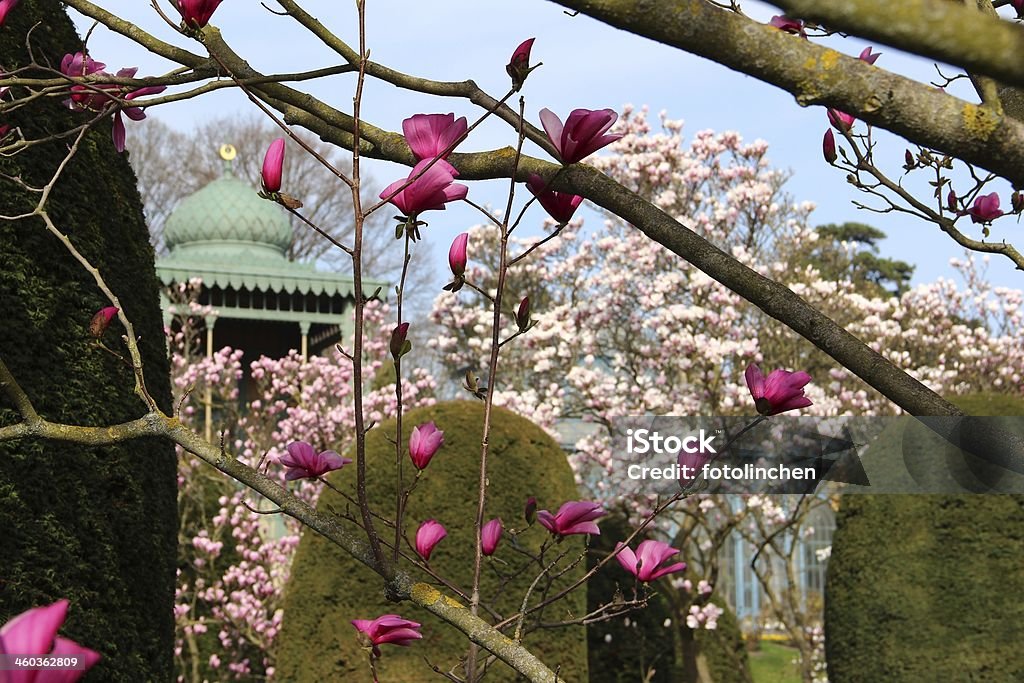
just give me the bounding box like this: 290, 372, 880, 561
164, 170, 293, 263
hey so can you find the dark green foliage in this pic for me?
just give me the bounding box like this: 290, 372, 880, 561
0, 3, 177, 680
586, 515, 751, 683
811, 222, 915, 296
275, 401, 588, 681
825, 395, 1024, 682
694, 603, 751, 683
587, 515, 676, 683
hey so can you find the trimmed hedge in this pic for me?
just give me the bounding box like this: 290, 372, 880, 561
825, 394, 1024, 682
276, 401, 588, 681
0, 4, 177, 680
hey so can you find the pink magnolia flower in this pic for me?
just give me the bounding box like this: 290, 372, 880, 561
177, 0, 224, 28
526, 173, 584, 223
60, 52, 106, 78
822, 129, 837, 164
0, 0, 19, 27
481, 518, 503, 556
0, 123, 9, 139
967, 192, 1003, 224
769, 15, 806, 37
279, 441, 351, 480
537, 500, 604, 536
350, 614, 422, 658
409, 421, 444, 470
380, 159, 468, 217
88, 306, 119, 337
402, 113, 467, 162
539, 107, 622, 164
506, 38, 536, 91
744, 363, 813, 416
415, 520, 447, 561
62, 59, 165, 152
947, 189, 958, 213
858, 46, 881, 65
0, 600, 101, 681
615, 540, 687, 582
448, 232, 469, 278
826, 108, 855, 133
261, 138, 285, 193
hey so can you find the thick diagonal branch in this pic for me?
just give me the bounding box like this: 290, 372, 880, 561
772, 0, 1024, 87
548, 0, 1024, 186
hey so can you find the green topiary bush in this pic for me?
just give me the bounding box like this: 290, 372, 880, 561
825, 394, 1024, 682
0, 2, 177, 680
275, 401, 588, 681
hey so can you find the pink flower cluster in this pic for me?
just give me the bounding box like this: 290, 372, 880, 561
168, 295, 436, 678
60, 51, 166, 152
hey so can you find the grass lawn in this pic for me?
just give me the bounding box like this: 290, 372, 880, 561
748, 641, 802, 683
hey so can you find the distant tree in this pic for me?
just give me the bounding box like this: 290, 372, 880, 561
809, 223, 915, 296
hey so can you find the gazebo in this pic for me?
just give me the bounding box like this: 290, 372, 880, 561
156, 145, 379, 435
156, 145, 376, 359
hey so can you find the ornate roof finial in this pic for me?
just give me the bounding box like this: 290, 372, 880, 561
219, 143, 237, 177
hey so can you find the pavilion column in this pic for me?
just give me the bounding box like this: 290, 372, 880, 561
299, 320, 311, 361
204, 314, 217, 443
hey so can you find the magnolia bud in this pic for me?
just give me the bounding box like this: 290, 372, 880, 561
88, 306, 119, 338
481, 518, 503, 556
524, 496, 537, 525
448, 232, 469, 278
506, 38, 536, 92
822, 129, 837, 164
390, 322, 410, 360
515, 296, 531, 331
261, 138, 285, 194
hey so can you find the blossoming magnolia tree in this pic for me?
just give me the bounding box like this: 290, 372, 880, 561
2, 1, 1024, 682
427, 106, 1024, 681
167, 281, 437, 679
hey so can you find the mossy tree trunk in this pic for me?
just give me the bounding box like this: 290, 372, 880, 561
0, 2, 178, 680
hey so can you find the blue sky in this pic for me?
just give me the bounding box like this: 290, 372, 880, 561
75, 1, 1022, 291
